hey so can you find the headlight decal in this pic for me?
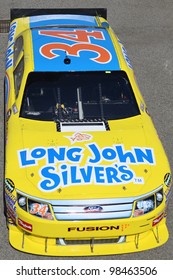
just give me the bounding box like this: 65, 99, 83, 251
133, 188, 164, 217
134, 195, 155, 217
28, 200, 53, 220
17, 192, 54, 220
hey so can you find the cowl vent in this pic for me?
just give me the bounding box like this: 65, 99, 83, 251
56, 120, 110, 132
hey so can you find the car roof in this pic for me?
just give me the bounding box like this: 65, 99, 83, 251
26, 14, 121, 72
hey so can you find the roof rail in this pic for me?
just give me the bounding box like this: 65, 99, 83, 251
11, 8, 107, 21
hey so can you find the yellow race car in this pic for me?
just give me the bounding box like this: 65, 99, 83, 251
4, 8, 172, 256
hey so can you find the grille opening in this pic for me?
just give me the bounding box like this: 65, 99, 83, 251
56, 236, 126, 246
52, 198, 133, 221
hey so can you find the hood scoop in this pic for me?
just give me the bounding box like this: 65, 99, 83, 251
56, 120, 110, 132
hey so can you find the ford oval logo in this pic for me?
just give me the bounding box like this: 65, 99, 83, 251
84, 205, 103, 213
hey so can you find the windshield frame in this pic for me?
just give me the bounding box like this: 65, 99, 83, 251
20, 70, 140, 122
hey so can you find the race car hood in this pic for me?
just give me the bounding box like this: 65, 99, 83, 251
12, 116, 169, 200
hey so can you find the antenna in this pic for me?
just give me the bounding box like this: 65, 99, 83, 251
64, 51, 71, 64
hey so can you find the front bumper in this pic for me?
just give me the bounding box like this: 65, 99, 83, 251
8, 209, 168, 256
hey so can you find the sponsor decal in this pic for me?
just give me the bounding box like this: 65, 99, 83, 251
84, 205, 103, 213
18, 218, 32, 232
164, 173, 172, 200
5, 178, 15, 193
5, 178, 16, 224
165, 188, 172, 202
121, 224, 130, 231
145, 107, 150, 116
140, 102, 145, 112
18, 142, 155, 192
4, 73, 10, 107
66, 132, 92, 143
6, 109, 12, 121
118, 39, 132, 69
164, 209, 167, 217
5, 193, 16, 209
5, 192, 16, 224
164, 173, 172, 187
6, 21, 17, 70
7, 217, 16, 226
68, 225, 120, 232
12, 103, 18, 114
152, 213, 164, 227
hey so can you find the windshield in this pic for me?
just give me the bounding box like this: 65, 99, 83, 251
20, 71, 140, 121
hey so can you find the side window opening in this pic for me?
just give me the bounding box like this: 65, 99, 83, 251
14, 36, 23, 67
13, 56, 24, 99
13, 36, 24, 99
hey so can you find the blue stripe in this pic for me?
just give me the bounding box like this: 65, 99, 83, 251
30, 14, 97, 28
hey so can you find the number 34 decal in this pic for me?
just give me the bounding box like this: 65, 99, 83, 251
39, 29, 112, 64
